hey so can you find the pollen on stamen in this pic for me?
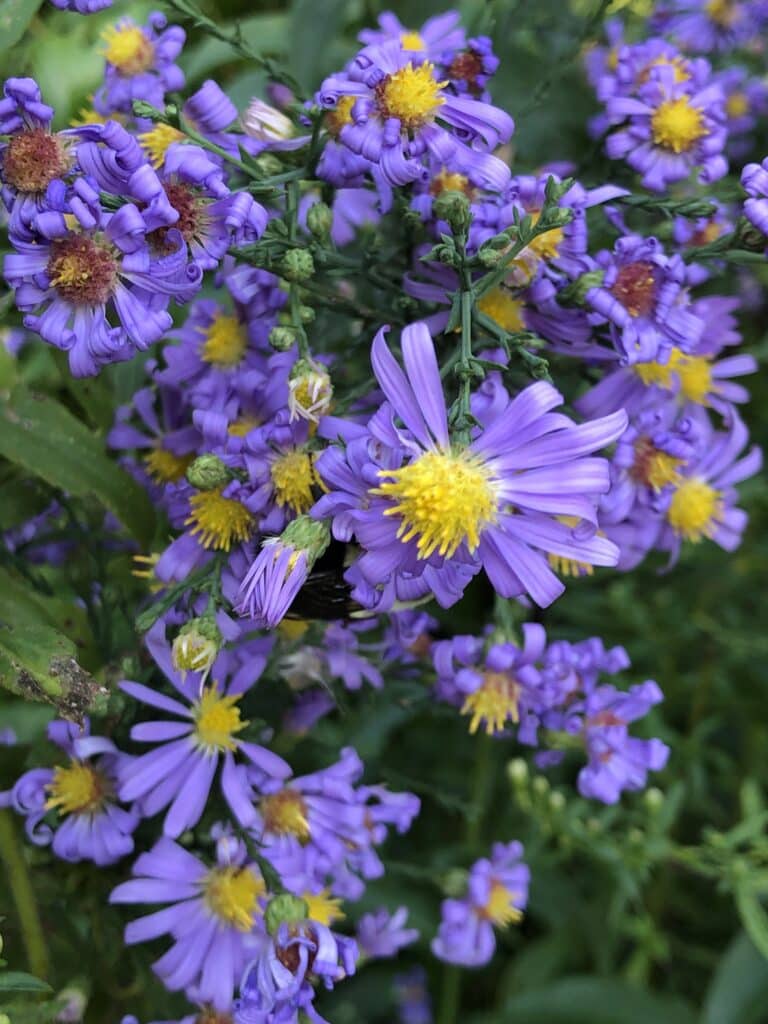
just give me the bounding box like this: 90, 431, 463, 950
461, 671, 521, 736
375, 61, 447, 131
186, 488, 254, 551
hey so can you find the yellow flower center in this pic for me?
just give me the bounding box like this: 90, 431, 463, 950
651, 97, 706, 153
203, 865, 264, 931
528, 209, 564, 262
144, 447, 194, 484
193, 685, 247, 752
634, 347, 713, 404
270, 449, 316, 514
477, 286, 525, 333
667, 478, 722, 541
639, 56, 691, 85
70, 105, 111, 128
706, 0, 738, 25
139, 124, 186, 168
228, 416, 260, 437
200, 314, 247, 369
101, 24, 155, 75
303, 890, 345, 925
482, 882, 523, 928
400, 30, 426, 50
630, 437, 683, 491
547, 514, 596, 577
461, 671, 520, 736
186, 489, 254, 551
45, 761, 106, 816
376, 62, 446, 131
374, 449, 497, 559
430, 169, 472, 197
726, 91, 750, 118
260, 789, 311, 843
325, 96, 356, 136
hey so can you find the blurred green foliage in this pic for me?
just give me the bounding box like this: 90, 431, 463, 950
1, 0, 768, 1022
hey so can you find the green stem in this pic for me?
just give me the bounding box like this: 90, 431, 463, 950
438, 965, 461, 1024
466, 732, 493, 850
0, 809, 49, 979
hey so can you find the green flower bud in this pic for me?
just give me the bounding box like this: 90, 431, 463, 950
306, 202, 333, 241
299, 304, 316, 324
532, 775, 550, 796
280, 515, 331, 567
442, 867, 469, 898
255, 153, 283, 177
281, 248, 315, 282
558, 269, 605, 306
269, 325, 299, 351
433, 190, 472, 234
172, 617, 223, 677
186, 454, 230, 491
549, 791, 566, 813
507, 758, 528, 785
265, 893, 309, 936
644, 787, 664, 812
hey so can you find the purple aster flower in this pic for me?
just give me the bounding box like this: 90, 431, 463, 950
605, 62, 727, 191
111, 833, 266, 1010
2, 719, 138, 866
313, 322, 626, 610
4, 177, 201, 376
95, 12, 185, 117
741, 154, 768, 238
357, 907, 418, 959
235, 918, 357, 1024
714, 67, 768, 156
246, 746, 419, 899
49, 0, 114, 11
432, 841, 530, 967
574, 682, 670, 803
118, 621, 290, 836
394, 968, 433, 1024
649, 0, 768, 53
317, 40, 513, 189
358, 11, 466, 61
576, 295, 756, 420
581, 234, 703, 363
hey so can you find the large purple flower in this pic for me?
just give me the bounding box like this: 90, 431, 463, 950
432, 841, 530, 967
317, 40, 513, 189
1, 720, 138, 866
118, 622, 289, 837
314, 322, 626, 610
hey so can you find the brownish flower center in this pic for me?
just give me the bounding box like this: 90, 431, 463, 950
610, 261, 657, 318
447, 51, 485, 95
47, 236, 118, 305
149, 181, 204, 253
3, 128, 70, 193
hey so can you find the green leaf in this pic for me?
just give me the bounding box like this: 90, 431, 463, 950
0, 387, 155, 547
183, 13, 288, 81
0, 970, 52, 994
0, 619, 107, 722
701, 932, 768, 1024
477, 976, 697, 1024
0, 0, 44, 50
736, 887, 768, 961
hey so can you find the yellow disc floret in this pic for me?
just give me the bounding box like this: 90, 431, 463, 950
203, 865, 264, 930
193, 685, 247, 752
477, 287, 525, 333
186, 489, 254, 551
325, 96, 356, 136
461, 672, 520, 736
101, 24, 155, 75
270, 449, 316, 514
667, 477, 722, 541
527, 209, 564, 262
46, 761, 106, 816
376, 62, 446, 130
260, 789, 311, 842
303, 890, 345, 926
482, 882, 523, 927
651, 97, 706, 153
139, 124, 186, 168
634, 347, 714, 405
374, 449, 497, 559
400, 30, 426, 50
144, 447, 194, 484
200, 314, 247, 369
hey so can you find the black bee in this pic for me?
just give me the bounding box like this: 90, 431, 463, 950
285, 538, 362, 621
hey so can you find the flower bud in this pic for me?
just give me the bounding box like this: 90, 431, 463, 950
288, 358, 333, 423
243, 98, 295, 142
307, 201, 333, 241
442, 867, 469, 897
433, 190, 472, 234
172, 617, 222, 678
558, 269, 605, 306
644, 786, 664, 812
264, 893, 309, 936
281, 248, 315, 282
186, 454, 230, 491
269, 325, 299, 351
507, 758, 528, 785
55, 985, 88, 1023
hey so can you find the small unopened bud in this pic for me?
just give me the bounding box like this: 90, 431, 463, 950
443, 868, 468, 898
299, 305, 315, 324
532, 776, 550, 796
269, 325, 299, 351
281, 248, 315, 283
243, 98, 295, 142
280, 515, 331, 564
644, 786, 664, 812
306, 201, 333, 241
549, 791, 566, 813
558, 269, 605, 306
477, 246, 504, 268
186, 454, 230, 491
288, 358, 333, 423
172, 617, 222, 678
0, 1014, 10, 1024
433, 190, 472, 234
55, 986, 88, 1023
507, 758, 528, 785
265, 893, 309, 936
